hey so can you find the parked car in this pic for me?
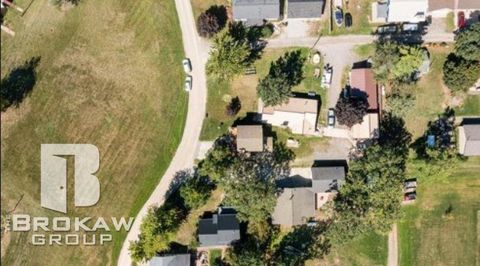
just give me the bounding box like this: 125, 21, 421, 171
377, 24, 397, 34
404, 180, 417, 189
182, 58, 192, 73
327, 108, 335, 128
457, 11, 466, 28
404, 192, 416, 202
402, 23, 419, 32
334, 8, 343, 26
184, 75, 192, 92
345, 13, 352, 28
322, 64, 333, 87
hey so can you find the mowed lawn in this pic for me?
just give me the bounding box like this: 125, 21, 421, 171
201, 47, 327, 140
399, 157, 480, 266
1, 0, 187, 265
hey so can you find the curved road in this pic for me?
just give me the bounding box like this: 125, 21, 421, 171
117, 0, 209, 264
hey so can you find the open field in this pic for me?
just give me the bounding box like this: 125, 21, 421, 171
201, 47, 328, 140
399, 157, 480, 266
1, 0, 187, 265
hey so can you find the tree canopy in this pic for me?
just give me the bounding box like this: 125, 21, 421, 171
334, 93, 369, 128
454, 22, 480, 62
443, 53, 480, 92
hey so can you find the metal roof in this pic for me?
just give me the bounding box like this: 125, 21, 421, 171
149, 254, 191, 266
233, 0, 280, 24
460, 124, 480, 156
288, 0, 325, 19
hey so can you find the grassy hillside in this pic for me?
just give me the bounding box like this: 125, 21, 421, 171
1, 0, 187, 265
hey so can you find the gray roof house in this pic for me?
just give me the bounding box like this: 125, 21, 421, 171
272, 188, 316, 226
198, 208, 240, 247
233, 0, 280, 25
310, 166, 345, 193
148, 254, 190, 266
458, 123, 480, 156
287, 0, 325, 19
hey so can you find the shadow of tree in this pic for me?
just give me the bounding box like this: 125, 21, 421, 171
1, 57, 40, 112
379, 112, 412, 155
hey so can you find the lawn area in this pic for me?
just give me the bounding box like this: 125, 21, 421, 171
1, 0, 187, 265
455, 95, 480, 116
201, 47, 328, 140
190, 0, 229, 19
402, 47, 450, 138
314, 230, 388, 266
209, 249, 223, 266
399, 157, 480, 266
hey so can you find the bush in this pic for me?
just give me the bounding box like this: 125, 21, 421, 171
443, 54, 480, 92
261, 24, 274, 38
225, 96, 241, 116
386, 90, 415, 117
179, 175, 213, 210
454, 22, 480, 62
197, 12, 220, 38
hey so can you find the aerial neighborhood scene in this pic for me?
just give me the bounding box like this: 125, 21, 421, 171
1, 0, 480, 265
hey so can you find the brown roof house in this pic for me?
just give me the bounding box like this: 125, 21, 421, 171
349, 66, 380, 140
458, 123, 480, 156
272, 187, 316, 226
260, 97, 319, 135
235, 125, 273, 152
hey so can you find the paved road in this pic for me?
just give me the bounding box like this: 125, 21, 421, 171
388, 223, 399, 266
117, 0, 209, 264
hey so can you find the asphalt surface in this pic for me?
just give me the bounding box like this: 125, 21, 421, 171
117, 0, 209, 264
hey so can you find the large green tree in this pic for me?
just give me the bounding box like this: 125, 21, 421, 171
443, 53, 480, 92
372, 41, 400, 83
392, 46, 424, 79
334, 94, 369, 128
179, 174, 213, 210
198, 135, 237, 181
206, 23, 251, 79
454, 22, 480, 61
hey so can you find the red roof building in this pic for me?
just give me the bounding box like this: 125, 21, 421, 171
350, 68, 379, 111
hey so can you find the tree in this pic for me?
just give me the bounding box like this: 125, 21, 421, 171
225, 96, 241, 116
334, 94, 369, 128
179, 174, 213, 210
206, 23, 251, 79
257, 51, 305, 106
225, 237, 268, 266
386, 90, 415, 117
129, 206, 180, 262
443, 53, 480, 92
198, 135, 237, 181
257, 73, 291, 106
392, 46, 424, 80
197, 12, 220, 38
372, 41, 400, 83
454, 22, 480, 61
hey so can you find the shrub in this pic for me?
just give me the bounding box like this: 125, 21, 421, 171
225, 96, 241, 116
443, 54, 480, 92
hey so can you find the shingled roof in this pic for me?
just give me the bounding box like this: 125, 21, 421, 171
310, 166, 345, 193
198, 208, 240, 247
272, 188, 316, 226
236, 125, 264, 152
458, 124, 480, 156
288, 0, 325, 19
233, 0, 280, 25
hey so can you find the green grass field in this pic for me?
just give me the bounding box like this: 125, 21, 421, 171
1, 0, 187, 265
455, 95, 480, 116
399, 157, 480, 266
201, 47, 328, 140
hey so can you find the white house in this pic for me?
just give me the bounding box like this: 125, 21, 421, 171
372, 0, 428, 23
260, 97, 318, 135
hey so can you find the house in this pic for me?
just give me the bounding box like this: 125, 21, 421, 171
372, 0, 428, 23
458, 123, 480, 156
350, 113, 380, 139
260, 97, 318, 135
235, 125, 273, 152
272, 187, 316, 226
428, 0, 480, 26
232, 0, 280, 25
287, 0, 325, 20
349, 67, 379, 112
198, 208, 240, 247
310, 166, 345, 208
148, 254, 190, 266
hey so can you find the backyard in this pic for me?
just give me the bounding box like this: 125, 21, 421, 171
1, 0, 187, 265
399, 157, 480, 266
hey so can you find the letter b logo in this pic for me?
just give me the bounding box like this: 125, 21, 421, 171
41, 144, 100, 213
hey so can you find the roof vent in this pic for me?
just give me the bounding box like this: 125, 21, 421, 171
212, 214, 218, 224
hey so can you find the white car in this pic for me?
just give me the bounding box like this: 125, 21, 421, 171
182, 58, 192, 73
327, 108, 335, 128
322, 64, 333, 87
184, 75, 192, 92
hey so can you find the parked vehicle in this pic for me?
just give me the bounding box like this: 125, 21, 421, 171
322, 64, 333, 87
184, 75, 192, 92
404, 180, 417, 189
345, 13, 352, 28
327, 108, 335, 128
402, 23, 419, 32
404, 192, 417, 202
334, 8, 343, 26
377, 24, 397, 34
458, 11, 466, 28
182, 58, 192, 73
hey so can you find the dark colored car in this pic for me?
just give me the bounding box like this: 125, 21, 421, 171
334, 8, 343, 26
457, 11, 466, 28
345, 13, 352, 28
